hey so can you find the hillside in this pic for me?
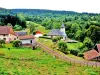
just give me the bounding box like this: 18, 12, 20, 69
0, 46, 99, 75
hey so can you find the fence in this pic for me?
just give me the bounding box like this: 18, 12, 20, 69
36, 42, 100, 67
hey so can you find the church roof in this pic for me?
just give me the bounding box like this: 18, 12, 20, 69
48, 29, 65, 36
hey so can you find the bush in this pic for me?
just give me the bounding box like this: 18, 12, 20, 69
52, 37, 58, 43
39, 36, 51, 39
0, 40, 5, 48
10, 40, 14, 43
70, 49, 79, 56
12, 40, 22, 48
43, 34, 47, 36
78, 53, 84, 57
58, 42, 67, 53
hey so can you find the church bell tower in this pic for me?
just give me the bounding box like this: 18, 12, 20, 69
60, 23, 67, 40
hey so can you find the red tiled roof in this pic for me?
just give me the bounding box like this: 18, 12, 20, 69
96, 44, 100, 53
0, 26, 16, 35
36, 31, 42, 34
84, 49, 100, 60
19, 35, 34, 40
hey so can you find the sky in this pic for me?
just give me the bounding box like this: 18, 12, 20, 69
0, 0, 100, 13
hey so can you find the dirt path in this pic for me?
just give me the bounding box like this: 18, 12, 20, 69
36, 42, 100, 67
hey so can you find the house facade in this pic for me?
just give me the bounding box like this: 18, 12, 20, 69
0, 26, 17, 42
18, 35, 35, 45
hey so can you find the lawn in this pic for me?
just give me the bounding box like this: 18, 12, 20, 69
0, 47, 100, 75
67, 42, 83, 50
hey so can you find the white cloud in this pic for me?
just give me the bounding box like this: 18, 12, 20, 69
0, 0, 100, 13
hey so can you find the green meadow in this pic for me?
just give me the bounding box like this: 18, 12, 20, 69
0, 46, 99, 75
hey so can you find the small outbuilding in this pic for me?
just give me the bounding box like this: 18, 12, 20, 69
35, 31, 43, 37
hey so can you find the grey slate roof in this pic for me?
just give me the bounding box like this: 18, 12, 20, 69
15, 31, 27, 36
48, 29, 65, 36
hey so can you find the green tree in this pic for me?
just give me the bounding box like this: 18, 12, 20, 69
27, 22, 35, 34
14, 25, 22, 31
83, 37, 94, 49
87, 25, 100, 43
58, 42, 67, 54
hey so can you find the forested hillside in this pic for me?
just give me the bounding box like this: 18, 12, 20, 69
0, 8, 100, 50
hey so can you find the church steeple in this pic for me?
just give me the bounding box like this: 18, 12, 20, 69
61, 23, 65, 28
60, 23, 65, 34
60, 23, 67, 40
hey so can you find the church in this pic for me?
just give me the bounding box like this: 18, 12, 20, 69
48, 23, 67, 40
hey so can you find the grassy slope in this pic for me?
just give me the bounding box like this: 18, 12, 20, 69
38, 38, 84, 60
0, 47, 100, 75
26, 21, 50, 34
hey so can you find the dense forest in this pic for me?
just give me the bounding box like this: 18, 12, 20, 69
0, 7, 100, 50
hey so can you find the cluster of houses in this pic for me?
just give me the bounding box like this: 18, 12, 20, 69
0, 26, 43, 46
0, 23, 66, 46
0, 24, 99, 61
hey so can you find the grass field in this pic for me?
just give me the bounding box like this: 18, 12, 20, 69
38, 38, 85, 60
0, 47, 100, 75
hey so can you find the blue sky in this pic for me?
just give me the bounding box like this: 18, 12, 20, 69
0, 0, 100, 13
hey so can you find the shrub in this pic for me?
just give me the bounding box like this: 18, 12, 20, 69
52, 37, 58, 43
43, 34, 47, 36
0, 40, 5, 48
58, 42, 67, 53
78, 53, 84, 57
56, 36, 63, 41
10, 40, 14, 43
39, 36, 51, 39
70, 49, 79, 56
12, 40, 22, 48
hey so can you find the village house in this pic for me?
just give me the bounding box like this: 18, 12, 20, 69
18, 35, 35, 46
34, 31, 43, 37
84, 44, 100, 61
0, 26, 17, 42
48, 23, 67, 40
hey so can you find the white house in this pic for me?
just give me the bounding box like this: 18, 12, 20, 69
18, 35, 35, 45
0, 26, 17, 42
35, 31, 43, 37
